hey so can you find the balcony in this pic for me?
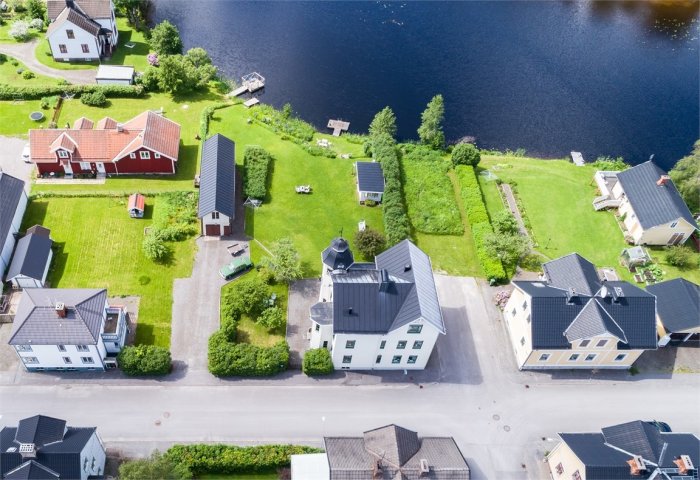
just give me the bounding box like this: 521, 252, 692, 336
102, 306, 127, 343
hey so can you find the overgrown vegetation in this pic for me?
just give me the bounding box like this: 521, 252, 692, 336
354, 227, 386, 259
250, 104, 316, 142
260, 237, 303, 283
142, 191, 198, 262
243, 146, 273, 200
372, 133, 410, 245
118, 345, 172, 376
483, 210, 530, 270
592, 155, 628, 171
119, 451, 191, 480
665, 245, 695, 269
669, 139, 700, 214
302, 348, 334, 376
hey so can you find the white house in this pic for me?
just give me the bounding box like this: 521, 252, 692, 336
46, 0, 118, 62
0, 414, 106, 480
355, 161, 385, 204
309, 238, 445, 370
198, 134, 236, 236
0, 171, 27, 279
6, 225, 53, 289
8, 288, 128, 371
593, 161, 698, 245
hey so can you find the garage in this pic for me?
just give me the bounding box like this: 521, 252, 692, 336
205, 224, 221, 236
197, 134, 236, 237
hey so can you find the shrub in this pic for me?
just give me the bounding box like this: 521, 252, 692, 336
142, 231, 169, 261
665, 245, 694, 268
39, 95, 58, 109
208, 334, 288, 377
9, 20, 30, 41
21, 70, 34, 79
147, 52, 159, 66
354, 227, 386, 259
250, 104, 315, 142
221, 275, 270, 320
149, 20, 183, 55
28, 18, 42, 30
483, 231, 530, 268
592, 156, 627, 171
257, 306, 285, 330
302, 348, 334, 376
243, 146, 272, 200
199, 102, 228, 138
452, 143, 481, 167
75, 90, 105, 106
119, 451, 191, 480
118, 345, 172, 376
492, 210, 520, 235
372, 134, 410, 245
260, 237, 302, 283
139, 66, 161, 91
0, 84, 143, 100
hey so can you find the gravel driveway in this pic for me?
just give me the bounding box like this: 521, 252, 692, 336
0, 40, 96, 84
0, 136, 34, 191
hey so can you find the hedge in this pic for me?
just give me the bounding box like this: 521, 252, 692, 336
199, 102, 229, 138
208, 331, 288, 376
455, 165, 507, 282
243, 146, 272, 200
302, 348, 334, 375
117, 345, 172, 376
250, 104, 315, 142
0, 84, 144, 100
372, 135, 410, 245
165, 444, 323, 476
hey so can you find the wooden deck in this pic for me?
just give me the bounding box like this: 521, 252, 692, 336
244, 98, 260, 108
571, 151, 585, 166
327, 119, 350, 136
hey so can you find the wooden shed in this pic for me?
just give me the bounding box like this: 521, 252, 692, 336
127, 193, 145, 218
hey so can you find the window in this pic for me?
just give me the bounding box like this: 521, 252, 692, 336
91, 458, 96, 469
539, 353, 550, 361
555, 463, 564, 475
322, 341, 328, 348
113, 342, 119, 348
522, 301, 528, 310
526, 314, 531, 324
155, 152, 161, 159
520, 337, 525, 346
596, 339, 608, 348
129, 152, 136, 159
66, 29, 74, 39
407, 355, 418, 364
614, 353, 627, 361
413, 340, 423, 350
569, 354, 580, 361
407, 324, 422, 334
140, 150, 151, 159
84, 458, 88, 471
342, 355, 352, 364
76, 345, 89, 352
314, 324, 320, 332
81, 44, 89, 53
579, 339, 590, 348
16, 345, 32, 352
59, 44, 67, 54
397, 340, 407, 349
57, 345, 66, 352
63, 357, 72, 364
57, 150, 69, 158
379, 340, 386, 349
345, 340, 356, 349
392, 355, 402, 364
670, 221, 677, 228
22, 357, 39, 364
81, 357, 94, 364
376, 355, 382, 364
511, 308, 517, 317
212, 211, 220, 219
79, 162, 91, 170
572, 470, 582, 480
584, 353, 597, 362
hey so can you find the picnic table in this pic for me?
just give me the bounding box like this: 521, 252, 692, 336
227, 243, 247, 256
295, 185, 312, 194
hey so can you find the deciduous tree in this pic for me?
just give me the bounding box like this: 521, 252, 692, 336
261, 237, 303, 283
149, 20, 183, 55
417, 94, 445, 150
669, 140, 700, 214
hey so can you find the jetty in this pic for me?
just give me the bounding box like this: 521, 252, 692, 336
244, 98, 260, 108
230, 72, 265, 97
570, 151, 585, 166
327, 119, 350, 137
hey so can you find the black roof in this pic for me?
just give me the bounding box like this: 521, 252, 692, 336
647, 278, 700, 333
321, 237, 354, 271
6, 230, 52, 282
198, 134, 236, 219
15, 416, 65, 448
0, 173, 25, 266
356, 162, 385, 193
4, 461, 59, 479
542, 253, 601, 296
616, 161, 698, 230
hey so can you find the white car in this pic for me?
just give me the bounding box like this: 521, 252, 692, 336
21, 144, 31, 163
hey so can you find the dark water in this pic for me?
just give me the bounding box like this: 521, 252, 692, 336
152, 1, 699, 170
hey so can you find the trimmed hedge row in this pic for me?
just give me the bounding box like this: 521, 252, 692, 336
199, 102, 229, 138
0, 84, 144, 100
373, 135, 410, 245
302, 348, 334, 376
117, 345, 172, 376
243, 146, 272, 200
455, 165, 507, 282
208, 331, 289, 376
166, 444, 323, 476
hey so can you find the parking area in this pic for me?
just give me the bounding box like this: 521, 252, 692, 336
286, 279, 319, 368
0, 136, 34, 190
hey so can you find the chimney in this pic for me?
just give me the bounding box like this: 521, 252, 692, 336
404, 263, 412, 272
656, 175, 671, 186
379, 269, 392, 293
55, 302, 67, 318
674, 455, 695, 475
347, 307, 353, 315
116, 123, 124, 132
566, 287, 577, 304
419, 459, 430, 475
18, 443, 36, 459
627, 456, 646, 476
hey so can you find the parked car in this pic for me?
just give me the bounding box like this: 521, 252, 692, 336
219, 256, 253, 280
21, 144, 31, 163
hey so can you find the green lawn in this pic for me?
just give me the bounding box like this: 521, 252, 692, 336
480, 155, 700, 283
0, 55, 59, 84
35, 39, 98, 70
0, 20, 41, 43
476, 168, 506, 219
210, 105, 384, 276
0, 99, 51, 134
21, 196, 197, 347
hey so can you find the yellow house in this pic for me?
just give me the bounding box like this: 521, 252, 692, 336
647, 278, 700, 346
547, 420, 699, 480
503, 253, 657, 370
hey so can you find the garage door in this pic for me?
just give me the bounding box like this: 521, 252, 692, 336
205, 224, 220, 236
223, 225, 232, 236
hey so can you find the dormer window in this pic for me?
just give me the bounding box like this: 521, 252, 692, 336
58, 150, 69, 158
670, 221, 678, 228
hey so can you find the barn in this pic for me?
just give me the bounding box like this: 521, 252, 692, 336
6, 225, 53, 289
198, 134, 236, 236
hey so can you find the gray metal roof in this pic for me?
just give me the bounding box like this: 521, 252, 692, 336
198, 134, 236, 219
542, 253, 601, 296
322, 237, 354, 271
0, 173, 25, 263
616, 161, 698, 230
4, 460, 59, 479
6, 230, 52, 282
356, 162, 385, 193
564, 298, 627, 343
9, 289, 107, 345
310, 302, 333, 325
647, 278, 700, 333
15, 416, 66, 448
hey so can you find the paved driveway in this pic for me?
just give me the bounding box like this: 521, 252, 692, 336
0, 40, 95, 84
0, 136, 34, 191
286, 279, 319, 368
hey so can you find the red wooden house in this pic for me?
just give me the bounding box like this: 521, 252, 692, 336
29, 111, 181, 176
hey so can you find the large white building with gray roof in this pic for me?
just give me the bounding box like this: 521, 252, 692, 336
8, 288, 128, 371
0, 172, 27, 279
309, 238, 445, 370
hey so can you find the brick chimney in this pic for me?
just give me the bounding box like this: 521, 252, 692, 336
55, 302, 67, 318
627, 456, 646, 476
657, 175, 671, 186
674, 455, 695, 475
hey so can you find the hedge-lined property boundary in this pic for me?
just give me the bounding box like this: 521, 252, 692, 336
373, 135, 410, 245
455, 165, 507, 282
0, 84, 144, 100
199, 102, 229, 138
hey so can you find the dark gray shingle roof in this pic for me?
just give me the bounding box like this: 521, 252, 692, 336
0, 173, 25, 263
6, 231, 52, 283
616, 161, 698, 230
564, 298, 627, 343
9, 289, 107, 345
647, 278, 700, 333
363, 424, 420, 467
542, 253, 601, 296
198, 134, 236, 219
356, 162, 385, 193
15, 416, 66, 448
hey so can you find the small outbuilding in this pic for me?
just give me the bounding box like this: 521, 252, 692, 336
6, 225, 53, 289
355, 161, 384, 204
198, 134, 236, 236
647, 278, 700, 345
96, 65, 135, 85
127, 193, 145, 218
620, 246, 651, 269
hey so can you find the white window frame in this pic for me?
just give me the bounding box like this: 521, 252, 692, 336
140, 150, 151, 160
397, 340, 407, 350
345, 340, 355, 349
584, 353, 597, 362
407, 355, 418, 364
413, 340, 423, 350
66, 29, 74, 39
539, 353, 550, 361
63, 357, 72, 364
596, 339, 608, 348
407, 324, 422, 334
614, 353, 627, 361
212, 211, 220, 220
57, 150, 69, 158
342, 355, 352, 364
59, 44, 67, 54
81, 44, 90, 53
569, 354, 580, 361
375, 355, 382, 364
76, 345, 90, 352
79, 162, 91, 170
22, 357, 39, 364
16, 345, 32, 352
57, 345, 66, 352
391, 355, 402, 364
129, 152, 136, 159
154, 152, 161, 159
81, 356, 94, 364
670, 221, 677, 228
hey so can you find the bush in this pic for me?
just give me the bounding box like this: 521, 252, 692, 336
28, 18, 42, 30
199, 102, 228, 138
260, 237, 302, 283
39, 95, 58, 109
149, 20, 183, 55
665, 245, 694, 268
492, 210, 520, 235
257, 306, 285, 330
0, 84, 143, 101
250, 104, 316, 142
143, 231, 169, 261
243, 146, 272, 200
138, 66, 161, 91
118, 345, 172, 376
208, 333, 289, 377
592, 156, 627, 171
452, 143, 481, 167
147, 52, 159, 66
372, 134, 410, 245
21, 70, 34, 79
119, 451, 191, 480
302, 348, 334, 376
9, 20, 30, 41
221, 275, 270, 320
354, 227, 386, 259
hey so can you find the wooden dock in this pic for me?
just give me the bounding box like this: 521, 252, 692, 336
571, 151, 585, 167
244, 98, 260, 108
328, 119, 350, 137
229, 72, 266, 97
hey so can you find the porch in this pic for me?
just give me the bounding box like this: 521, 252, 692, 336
102, 305, 129, 354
